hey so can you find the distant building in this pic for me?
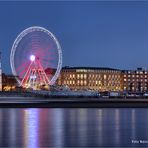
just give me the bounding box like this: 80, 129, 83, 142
122, 68, 148, 93
57, 67, 122, 92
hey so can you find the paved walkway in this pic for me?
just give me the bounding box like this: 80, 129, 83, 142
0, 97, 148, 108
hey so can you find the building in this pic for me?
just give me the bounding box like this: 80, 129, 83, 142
0, 52, 2, 91
2, 73, 18, 91
57, 67, 123, 92
122, 68, 148, 93
3, 66, 148, 93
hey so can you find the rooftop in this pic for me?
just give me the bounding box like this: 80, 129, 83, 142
62, 66, 121, 71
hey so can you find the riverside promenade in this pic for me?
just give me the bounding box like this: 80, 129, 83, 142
0, 91, 148, 108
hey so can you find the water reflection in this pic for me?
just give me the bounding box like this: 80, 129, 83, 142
78, 109, 87, 146
131, 109, 136, 140
52, 109, 63, 147
115, 109, 120, 145
97, 109, 103, 146
0, 108, 148, 147
9, 109, 17, 146
24, 109, 39, 148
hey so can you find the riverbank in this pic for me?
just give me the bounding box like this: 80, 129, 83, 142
0, 97, 148, 108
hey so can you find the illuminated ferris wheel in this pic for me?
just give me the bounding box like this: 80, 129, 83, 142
10, 26, 62, 89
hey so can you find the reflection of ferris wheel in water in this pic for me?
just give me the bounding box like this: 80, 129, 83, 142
10, 26, 62, 89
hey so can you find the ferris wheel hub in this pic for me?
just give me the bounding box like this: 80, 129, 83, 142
30, 55, 35, 61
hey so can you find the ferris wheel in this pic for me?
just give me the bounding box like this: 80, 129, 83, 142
10, 26, 62, 89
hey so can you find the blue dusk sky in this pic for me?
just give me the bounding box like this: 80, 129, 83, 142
1, 1, 148, 73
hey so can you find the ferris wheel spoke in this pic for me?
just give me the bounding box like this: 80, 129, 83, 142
19, 64, 31, 79
16, 61, 30, 73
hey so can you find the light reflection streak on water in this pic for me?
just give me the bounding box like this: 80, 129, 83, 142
78, 109, 87, 146
9, 109, 16, 146
24, 109, 39, 148
131, 109, 136, 140
98, 109, 103, 145
115, 109, 120, 145
53, 109, 63, 147
69, 109, 76, 144
0, 110, 2, 145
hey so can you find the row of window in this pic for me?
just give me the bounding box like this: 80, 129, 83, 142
126, 71, 147, 74
63, 80, 121, 86
124, 79, 148, 82
124, 86, 148, 90
124, 75, 148, 78
64, 74, 121, 79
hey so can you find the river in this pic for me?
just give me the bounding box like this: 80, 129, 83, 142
0, 108, 147, 147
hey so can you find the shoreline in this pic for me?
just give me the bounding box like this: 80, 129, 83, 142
0, 97, 148, 108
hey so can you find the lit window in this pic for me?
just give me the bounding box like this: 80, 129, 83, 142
84, 74, 87, 79
76, 69, 86, 72
104, 75, 107, 79
116, 87, 119, 90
